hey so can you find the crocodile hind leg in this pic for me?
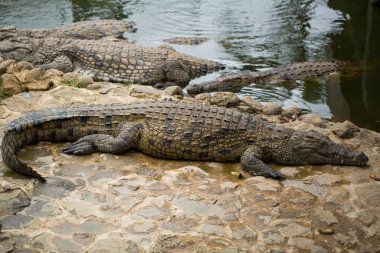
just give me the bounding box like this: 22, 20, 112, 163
62, 122, 143, 155
35, 55, 74, 73
155, 58, 190, 89
241, 146, 286, 180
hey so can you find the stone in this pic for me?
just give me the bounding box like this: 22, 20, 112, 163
315, 208, 338, 225
52, 236, 83, 252
300, 113, 326, 128
283, 187, 315, 204
280, 106, 302, 122
32, 178, 76, 198
72, 233, 95, 246
271, 220, 311, 237
236, 105, 253, 113
220, 181, 238, 191
127, 220, 157, 234
43, 69, 64, 78
162, 86, 184, 98
289, 237, 315, 250
194, 92, 212, 102
0, 59, 16, 75
209, 92, 240, 108
25, 80, 53, 91
261, 102, 282, 115
162, 215, 199, 231
1, 73, 23, 95
0, 189, 31, 216
261, 230, 285, 245
87, 237, 142, 253
331, 120, 360, 139
14, 61, 34, 72
355, 183, 380, 207
357, 210, 377, 226
25, 68, 45, 82
0, 235, 14, 253
0, 214, 33, 229
78, 76, 94, 86
241, 96, 263, 112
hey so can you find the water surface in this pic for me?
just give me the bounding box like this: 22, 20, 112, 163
1, 0, 379, 130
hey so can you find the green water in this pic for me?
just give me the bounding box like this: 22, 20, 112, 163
0, 0, 379, 131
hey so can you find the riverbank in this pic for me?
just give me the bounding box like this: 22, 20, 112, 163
0, 64, 379, 252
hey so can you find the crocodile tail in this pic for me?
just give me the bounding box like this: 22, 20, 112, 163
0, 109, 71, 182
1, 132, 46, 182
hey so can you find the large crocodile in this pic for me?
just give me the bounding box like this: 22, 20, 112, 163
0, 37, 223, 86
0, 19, 137, 41
187, 61, 341, 94
1, 101, 368, 182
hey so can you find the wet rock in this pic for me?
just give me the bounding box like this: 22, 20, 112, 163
32, 178, 76, 198
25, 68, 45, 82
0, 214, 33, 229
355, 183, 380, 207
331, 120, 360, 139
162, 215, 199, 231
357, 210, 377, 226
315, 208, 338, 225
209, 92, 240, 108
87, 237, 142, 253
260, 230, 285, 245
0, 234, 14, 253
241, 96, 263, 112
1, 73, 23, 95
300, 113, 326, 128
24, 199, 62, 217
0, 189, 31, 216
52, 236, 83, 252
72, 233, 95, 246
0, 59, 16, 75
127, 220, 157, 234
261, 102, 282, 115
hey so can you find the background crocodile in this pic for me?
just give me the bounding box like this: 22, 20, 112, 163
187, 61, 341, 94
0, 19, 137, 41
1, 101, 368, 182
0, 37, 223, 86
163, 36, 208, 45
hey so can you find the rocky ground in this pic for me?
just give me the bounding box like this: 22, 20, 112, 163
0, 60, 379, 252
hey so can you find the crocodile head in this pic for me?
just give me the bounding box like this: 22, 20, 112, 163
0, 36, 33, 61
284, 130, 368, 166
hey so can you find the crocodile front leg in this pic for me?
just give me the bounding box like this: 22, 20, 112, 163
155, 58, 190, 88
62, 122, 143, 155
35, 55, 74, 73
241, 146, 286, 180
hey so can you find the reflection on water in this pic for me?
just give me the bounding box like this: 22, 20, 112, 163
0, 0, 379, 131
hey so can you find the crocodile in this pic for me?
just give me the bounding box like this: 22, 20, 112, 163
0, 37, 223, 86
187, 61, 341, 94
1, 101, 368, 182
0, 19, 137, 41
163, 36, 208, 45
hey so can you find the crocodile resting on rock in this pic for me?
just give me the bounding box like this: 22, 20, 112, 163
0, 37, 223, 86
0, 19, 137, 41
1, 101, 368, 182
187, 61, 341, 94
